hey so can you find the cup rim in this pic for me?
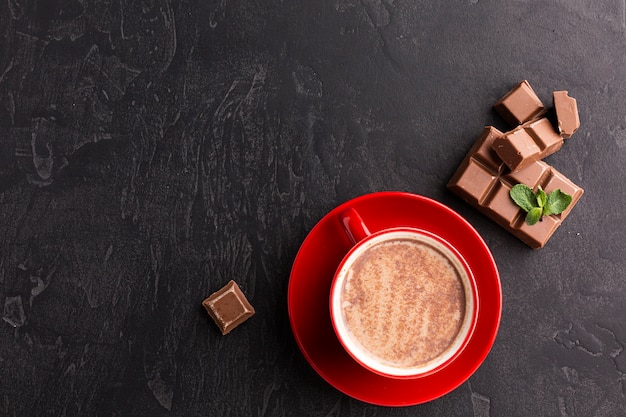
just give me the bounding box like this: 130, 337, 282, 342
329, 226, 479, 379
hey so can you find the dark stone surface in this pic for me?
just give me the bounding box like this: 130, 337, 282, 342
1, 0, 625, 415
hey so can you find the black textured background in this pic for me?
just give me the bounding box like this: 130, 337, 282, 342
1, 0, 625, 416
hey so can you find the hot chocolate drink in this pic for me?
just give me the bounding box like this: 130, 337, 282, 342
331, 230, 474, 377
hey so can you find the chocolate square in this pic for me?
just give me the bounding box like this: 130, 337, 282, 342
494, 80, 547, 126
504, 159, 551, 190
492, 126, 541, 172
468, 126, 505, 171
202, 280, 255, 335
514, 215, 561, 249
484, 180, 521, 227
447, 158, 498, 206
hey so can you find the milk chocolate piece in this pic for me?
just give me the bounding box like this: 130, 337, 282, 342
448, 127, 583, 249
202, 280, 255, 335
494, 80, 547, 126
553, 91, 580, 139
492, 118, 563, 172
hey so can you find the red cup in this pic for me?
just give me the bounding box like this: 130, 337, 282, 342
329, 207, 479, 379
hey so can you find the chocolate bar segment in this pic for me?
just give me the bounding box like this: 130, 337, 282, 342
493, 80, 547, 126
553, 91, 580, 138
202, 280, 255, 335
447, 127, 504, 205
467, 126, 505, 170
448, 127, 583, 249
525, 117, 564, 154
492, 126, 541, 172
491, 118, 563, 172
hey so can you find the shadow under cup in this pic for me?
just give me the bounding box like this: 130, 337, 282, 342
330, 218, 478, 379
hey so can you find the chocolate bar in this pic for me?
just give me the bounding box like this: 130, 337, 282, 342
493, 80, 547, 126
553, 91, 580, 139
448, 127, 583, 249
491, 118, 564, 172
202, 280, 255, 335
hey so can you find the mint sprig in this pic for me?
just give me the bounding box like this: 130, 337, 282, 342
510, 184, 572, 225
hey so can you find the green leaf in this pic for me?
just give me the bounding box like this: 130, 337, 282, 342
526, 207, 543, 225
544, 189, 573, 216
511, 183, 575, 226
510, 184, 537, 212
536, 187, 547, 209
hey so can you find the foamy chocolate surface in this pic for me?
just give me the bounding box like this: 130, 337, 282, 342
338, 237, 466, 370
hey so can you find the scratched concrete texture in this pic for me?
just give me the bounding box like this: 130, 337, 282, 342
0, 0, 625, 416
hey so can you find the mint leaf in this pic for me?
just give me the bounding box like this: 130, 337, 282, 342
509, 184, 537, 212
510, 183, 574, 226
526, 207, 543, 225
544, 189, 573, 216
536, 187, 547, 209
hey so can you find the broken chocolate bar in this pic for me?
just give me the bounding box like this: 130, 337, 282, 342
491, 118, 563, 172
202, 280, 255, 335
553, 91, 580, 139
494, 80, 547, 126
448, 126, 583, 249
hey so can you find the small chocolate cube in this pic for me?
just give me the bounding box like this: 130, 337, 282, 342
494, 80, 547, 126
202, 280, 255, 335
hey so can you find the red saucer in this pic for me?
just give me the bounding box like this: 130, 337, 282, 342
288, 192, 501, 406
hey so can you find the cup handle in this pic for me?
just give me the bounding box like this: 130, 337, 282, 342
338, 207, 371, 245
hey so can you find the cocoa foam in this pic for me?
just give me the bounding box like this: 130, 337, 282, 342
331, 231, 475, 376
